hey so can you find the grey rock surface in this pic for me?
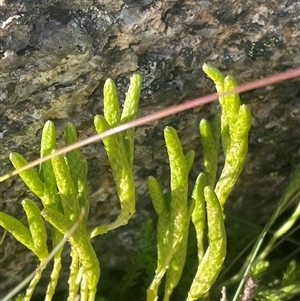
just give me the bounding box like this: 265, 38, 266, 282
0, 0, 300, 298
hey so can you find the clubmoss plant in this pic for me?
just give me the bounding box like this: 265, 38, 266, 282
0, 73, 142, 301
147, 64, 251, 301
92, 73, 142, 237
0, 65, 299, 301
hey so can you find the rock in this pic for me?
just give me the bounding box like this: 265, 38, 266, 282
0, 0, 300, 298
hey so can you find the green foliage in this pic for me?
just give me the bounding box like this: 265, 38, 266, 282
2, 65, 298, 301
0, 200, 47, 258
92, 73, 142, 237
202, 64, 251, 207
147, 64, 251, 301
255, 261, 300, 301
147, 126, 194, 301
1, 73, 142, 301
0, 199, 48, 301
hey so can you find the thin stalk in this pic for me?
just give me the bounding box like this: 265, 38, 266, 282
45, 251, 63, 301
